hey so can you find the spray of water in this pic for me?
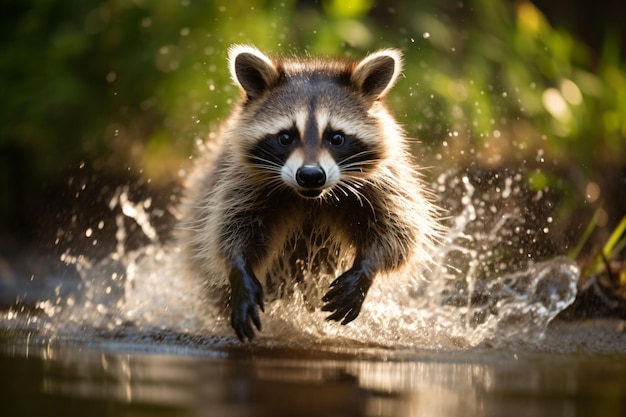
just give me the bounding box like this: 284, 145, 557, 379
2, 168, 578, 352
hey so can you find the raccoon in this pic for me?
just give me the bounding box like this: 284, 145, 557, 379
180, 45, 441, 341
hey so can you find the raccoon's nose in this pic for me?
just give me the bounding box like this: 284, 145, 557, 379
296, 165, 326, 188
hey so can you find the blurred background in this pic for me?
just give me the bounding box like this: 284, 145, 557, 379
0, 0, 624, 284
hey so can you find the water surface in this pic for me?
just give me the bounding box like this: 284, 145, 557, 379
2, 170, 623, 416
2, 320, 625, 417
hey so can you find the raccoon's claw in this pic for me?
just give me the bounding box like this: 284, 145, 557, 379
231, 290, 264, 342
229, 261, 264, 342
231, 294, 263, 342
322, 268, 372, 325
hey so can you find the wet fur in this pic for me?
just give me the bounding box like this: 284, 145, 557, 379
179, 45, 441, 341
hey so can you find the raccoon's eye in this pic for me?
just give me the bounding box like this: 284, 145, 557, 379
329, 132, 345, 147
278, 132, 294, 146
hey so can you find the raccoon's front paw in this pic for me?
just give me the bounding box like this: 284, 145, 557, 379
230, 273, 264, 342
321, 268, 373, 325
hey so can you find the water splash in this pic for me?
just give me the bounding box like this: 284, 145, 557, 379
2, 169, 578, 351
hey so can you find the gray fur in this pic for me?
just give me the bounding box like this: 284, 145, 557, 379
178, 45, 441, 341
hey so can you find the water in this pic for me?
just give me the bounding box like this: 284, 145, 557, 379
3, 168, 578, 348
2, 167, 624, 416
2, 321, 626, 417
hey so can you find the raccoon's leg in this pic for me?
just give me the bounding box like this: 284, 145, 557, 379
321, 256, 374, 325
228, 254, 264, 342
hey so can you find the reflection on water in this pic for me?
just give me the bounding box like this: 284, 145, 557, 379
2, 326, 625, 417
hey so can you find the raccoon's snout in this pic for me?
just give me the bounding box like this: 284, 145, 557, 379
296, 165, 326, 189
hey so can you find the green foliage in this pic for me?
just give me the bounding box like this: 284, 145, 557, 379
575, 213, 626, 278
1, 0, 624, 244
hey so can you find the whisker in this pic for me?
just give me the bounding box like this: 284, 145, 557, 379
337, 152, 381, 173
247, 164, 282, 175
247, 154, 283, 170
340, 173, 379, 191
337, 149, 380, 166
333, 179, 377, 220
339, 161, 380, 176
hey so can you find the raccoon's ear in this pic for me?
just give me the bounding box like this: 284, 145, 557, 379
228, 45, 280, 100
351, 49, 403, 101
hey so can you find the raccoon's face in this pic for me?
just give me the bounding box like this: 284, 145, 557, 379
229, 45, 402, 200
248, 111, 376, 199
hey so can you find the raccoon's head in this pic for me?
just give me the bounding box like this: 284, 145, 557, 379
228, 45, 403, 200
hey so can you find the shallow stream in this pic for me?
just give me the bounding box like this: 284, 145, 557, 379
1, 169, 625, 416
